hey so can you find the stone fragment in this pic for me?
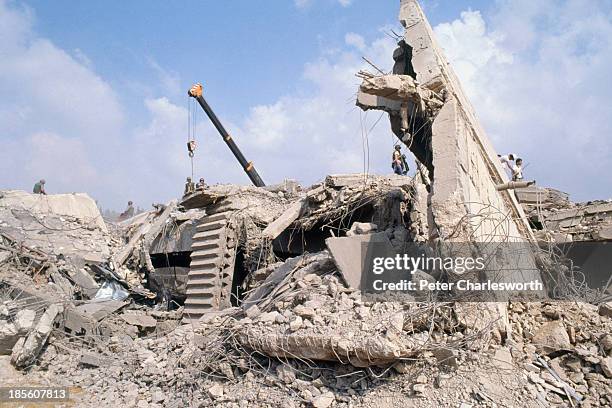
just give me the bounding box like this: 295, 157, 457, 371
79, 351, 106, 368
531, 321, 571, 354
413, 383, 426, 394
600, 357, 612, 378
14, 309, 36, 333
433, 348, 458, 368
294, 305, 316, 319
0, 322, 19, 355
207, 384, 224, 399
347, 222, 377, 236
311, 392, 335, 408
599, 302, 612, 318
289, 316, 303, 331
258, 311, 280, 323
600, 334, 612, 352
11, 304, 62, 368
492, 348, 513, 370
276, 364, 296, 384
524, 363, 540, 373
120, 313, 157, 330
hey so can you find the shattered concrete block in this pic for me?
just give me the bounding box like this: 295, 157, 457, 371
256, 311, 280, 323
433, 348, 458, 368
0, 321, 20, 355
346, 222, 377, 237
207, 384, 224, 399
120, 313, 157, 330
11, 303, 62, 368
293, 305, 316, 319
261, 199, 306, 240
275, 364, 296, 384
531, 321, 571, 354
599, 302, 612, 318
80, 351, 106, 368
600, 357, 612, 378
311, 392, 335, 408
325, 232, 394, 290
14, 309, 36, 333
245, 305, 261, 320
71, 268, 100, 298
492, 347, 514, 370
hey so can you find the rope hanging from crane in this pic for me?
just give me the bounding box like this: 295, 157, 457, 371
187, 95, 198, 180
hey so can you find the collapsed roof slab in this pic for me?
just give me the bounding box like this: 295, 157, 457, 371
356, 0, 542, 290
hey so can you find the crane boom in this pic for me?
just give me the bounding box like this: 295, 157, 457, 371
188, 83, 266, 187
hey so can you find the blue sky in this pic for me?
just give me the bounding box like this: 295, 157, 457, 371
1, 0, 611, 209
24, 0, 490, 120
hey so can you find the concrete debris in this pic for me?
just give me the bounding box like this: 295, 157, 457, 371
0, 2, 610, 407
532, 321, 571, 354
11, 303, 62, 368
79, 351, 107, 368
14, 309, 35, 332
325, 232, 394, 290
120, 312, 157, 331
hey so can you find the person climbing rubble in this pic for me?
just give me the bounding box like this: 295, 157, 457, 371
184, 177, 195, 196
498, 153, 515, 172
119, 201, 135, 220
392, 145, 409, 175
32, 179, 47, 195
511, 158, 524, 181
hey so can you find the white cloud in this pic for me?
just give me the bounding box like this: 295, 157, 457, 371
148, 58, 181, 97
0, 0, 124, 202
234, 29, 400, 187
294, 0, 312, 9
295, 0, 354, 9
345, 32, 366, 51
434, 1, 612, 201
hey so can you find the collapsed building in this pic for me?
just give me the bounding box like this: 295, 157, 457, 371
1, 1, 611, 407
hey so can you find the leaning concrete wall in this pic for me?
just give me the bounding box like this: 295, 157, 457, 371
355, 0, 544, 292
398, 0, 533, 242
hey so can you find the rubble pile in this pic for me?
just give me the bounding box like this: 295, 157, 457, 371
0, 1, 610, 407
516, 186, 612, 243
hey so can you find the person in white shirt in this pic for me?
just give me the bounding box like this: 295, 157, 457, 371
511, 158, 524, 181
498, 153, 515, 169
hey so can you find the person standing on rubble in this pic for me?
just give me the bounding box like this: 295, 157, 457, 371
184, 177, 195, 196
392, 145, 409, 175
119, 201, 135, 220
33, 179, 47, 195
511, 158, 524, 181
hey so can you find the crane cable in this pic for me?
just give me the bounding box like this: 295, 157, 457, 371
187, 96, 197, 180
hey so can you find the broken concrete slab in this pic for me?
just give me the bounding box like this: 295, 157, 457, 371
11, 303, 62, 368
0, 321, 19, 355
531, 321, 571, 354
14, 309, 35, 333
120, 313, 157, 330
325, 232, 395, 290
70, 268, 100, 298
79, 351, 108, 368
62, 300, 128, 337
261, 199, 306, 240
